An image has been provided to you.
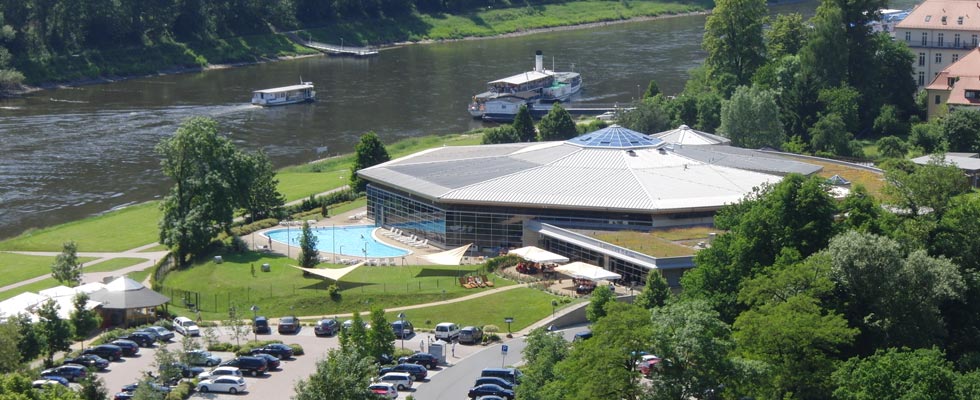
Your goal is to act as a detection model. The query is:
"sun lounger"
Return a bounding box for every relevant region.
[482,275,494,287]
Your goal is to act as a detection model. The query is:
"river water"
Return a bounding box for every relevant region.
[0,1,834,238]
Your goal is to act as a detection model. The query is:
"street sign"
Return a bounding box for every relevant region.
[397,312,406,320]
[501,345,509,355]
[504,317,514,323]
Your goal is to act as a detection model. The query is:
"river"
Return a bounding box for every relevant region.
[0,0,857,238]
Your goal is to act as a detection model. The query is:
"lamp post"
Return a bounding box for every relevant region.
[397,312,407,349]
[332,224,336,263]
[551,300,558,318]
[286,218,291,259]
[250,305,259,341]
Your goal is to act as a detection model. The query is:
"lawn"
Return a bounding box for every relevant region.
[0,202,161,252]
[83,257,147,273]
[159,251,514,320]
[781,156,888,198]
[0,253,97,289]
[0,258,150,301]
[593,229,710,258]
[384,288,580,332]
[277,170,351,203]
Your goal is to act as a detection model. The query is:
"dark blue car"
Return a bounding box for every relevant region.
[468,384,514,399]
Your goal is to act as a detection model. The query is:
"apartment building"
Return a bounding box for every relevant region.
[925,47,980,118]
[894,0,980,88]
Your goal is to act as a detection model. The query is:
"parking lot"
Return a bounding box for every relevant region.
[94,323,488,399]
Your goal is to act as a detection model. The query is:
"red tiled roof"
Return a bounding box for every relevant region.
[897,0,980,30]
[926,47,980,105]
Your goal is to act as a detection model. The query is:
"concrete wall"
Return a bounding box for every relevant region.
[541,294,635,330]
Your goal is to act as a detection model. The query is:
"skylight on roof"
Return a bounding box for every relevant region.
[565,125,664,149]
[926,15,932,22]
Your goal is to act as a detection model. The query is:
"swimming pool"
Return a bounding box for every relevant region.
[265,225,410,258]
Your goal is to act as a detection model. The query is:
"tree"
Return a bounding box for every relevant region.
[942,109,980,153]
[909,121,944,154]
[157,116,238,266]
[702,0,768,90]
[481,125,520,144]
[232,150,284,223]
[718,85,785,148]
[0,319,20,373]
[131,375,165,400]
[872,104,908,138]
[809,113,853,156]
[13,313,41,363]
[51,240,83,287]
[78,375,109,400]
[837,185,887,235]
[298,221,319,268]
[875,136,907,159]
[765,13,806,59]
[516,328,569,400]
[153,346,182,385]
[512,105,536,142]
[537,103,578,141]
[349,131,391,193]
[817,85,861,134]
[832,348,958,400]
[37,299,73,364]
[224,305,250,347]
[642,80,661,99]
[367,308,395,363]
[0,14,24,91]
[586,285,614,322]
[340,311,369,357]
[294,346,376,400]
[800,2,848,88]
[618,98,672,134]
[633,269,671,310]
[70,293,100,345]
[883,156,971,219]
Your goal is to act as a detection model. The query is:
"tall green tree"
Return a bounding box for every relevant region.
[339,311,369,357]
[702,0,768,91]
[809,113,853,156]
[817,85,861,135]
[350,131,391,193]
[516,328,569,400]
[51,240,83,287]
[70,293,100,345]
[618,98,672,134]
[875,136,907,159]
[481,126,520,144]
[294,346,376,400]
[942,109,980,153]
[367,308,395,363]
[512,105,536,142]
[718,84,784,148]
[800,2,848,88]
[537,103,577,141]
[642,80,660,99]
[298,221,319,268]
[586,285,614,322]
[13,314,41,363]
[0,13,23,91]
[633,269,671,310]
[0,319,21,373]
[883,156,971,219]
[832,348,958,400]
[233,150,284,223]
[37,299,73,364]
[157,116,238,266]
[765,13,806,59]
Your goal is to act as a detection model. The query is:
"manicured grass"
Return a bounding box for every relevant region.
[782,156,888,198]
[384,288,578,332]
[159,251,514,320]
[0,257,148,301]
[83,257,147,273]
[278,170,350,202]
[593,230,704,258]
[139,245,169,252]
[0,202,161,252]
[329,198,368,216]
[0,278,60,301]
[0,253,97,289]
[649,226,717,242]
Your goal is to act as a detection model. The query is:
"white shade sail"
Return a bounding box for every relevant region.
[554,261,622,281]
[421,244,472,265]
[291,262,364,282]
[508,246,569,263]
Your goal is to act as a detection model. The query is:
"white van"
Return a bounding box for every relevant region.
[174,316,200,336]
[434,322,459,341]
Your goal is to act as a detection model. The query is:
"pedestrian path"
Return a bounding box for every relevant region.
[0,246,168,292]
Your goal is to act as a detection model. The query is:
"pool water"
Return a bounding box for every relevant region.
[264,225,410,258]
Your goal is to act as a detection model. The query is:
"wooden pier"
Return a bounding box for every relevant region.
[286,33,379,57]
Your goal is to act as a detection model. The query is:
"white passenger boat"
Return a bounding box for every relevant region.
[251,81,316,106]
[468,51,582,119]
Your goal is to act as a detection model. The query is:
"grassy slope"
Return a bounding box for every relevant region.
[159,252,514,320]
[384,288,578,331]
[0,253,97,288]
[0,257,146,301]
[0,202,161,252]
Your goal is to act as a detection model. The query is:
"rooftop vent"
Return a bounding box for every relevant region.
[658,147,668,154]
[942,16,948,25]
[626,150,637,157]
[959,16,964,25]
[926,15,932,22]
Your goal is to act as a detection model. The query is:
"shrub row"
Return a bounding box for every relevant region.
[230,218,280,237]
[285,189,360,215]
[484,255,522,272]
[205,339,304,357]
[165,381,195,400]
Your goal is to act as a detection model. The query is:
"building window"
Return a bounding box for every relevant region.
[974,35,979,47]
[938,33,945,46]
[953,53,960,63]
[923,32,929,46]
[936,95,941,105]
[955,34,961,47]
[905,31,911,42]
[919,53,926,66]
[936,52,943,63]
[919,71,925,86]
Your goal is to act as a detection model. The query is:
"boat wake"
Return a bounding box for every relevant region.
[48,98,89,104]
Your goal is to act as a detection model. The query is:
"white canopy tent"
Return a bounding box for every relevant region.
[554,261,622,281]
[421,244,473,265]
[291,262,365,282]
[508,246,569,264]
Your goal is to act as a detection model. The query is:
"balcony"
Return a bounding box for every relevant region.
[908,40,978,50]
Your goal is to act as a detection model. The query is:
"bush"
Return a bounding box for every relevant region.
[394,348,415,358]
[229,235,249,254]
[165,381,195,400]
[328,283,342,301]
[484,255,522,273]
[487,334,501,343]
[288,343,304,356]
[483,324,500,333]
[229,218,279,237]
[285,189,360,214]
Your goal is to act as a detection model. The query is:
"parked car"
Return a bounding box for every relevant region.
[250,343,294,359]
[475,376,515,390]
[397,352,439,369]
[379,364,427,381]
[197,376,247,394]
[111,339,140,356]
[480,368,522,385]
[197,366,243,380]
[221,356,268,377]
[119,332,154,347]
[277,316,299,334]
[459,326,483,344]
[249,353,281,370]
[369,382,398,399]
[121,381,171,394]
[342,319,370,330]
[40,364,87,382]
[172,317,199,336]
[434,322,460,341]
[162,362,204,378]
[573,329,593,341]
[64,354,109,370]
[184,350,221,367]
[140,326,174,342]
[468,384,514,399]
[391,320,414,339]
[379,372,413,390]
[33,376,70,388]
[314,318,339,337]
[112,392,134,400]
[253,316,270,334]
[134,328,160,342]
[83,344,123,361]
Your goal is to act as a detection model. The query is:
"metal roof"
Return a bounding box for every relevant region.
[489,71,552,86]
[252,83,313,94]
[654,125,731,146]
[359,127,822,214]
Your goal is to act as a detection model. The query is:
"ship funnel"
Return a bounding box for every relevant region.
[535,50,543,72]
